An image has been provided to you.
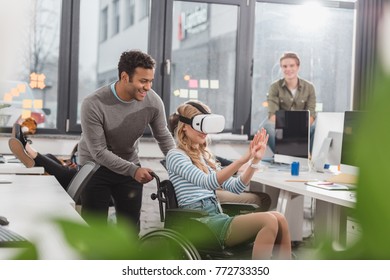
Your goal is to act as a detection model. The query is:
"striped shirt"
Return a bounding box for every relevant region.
[166,148,247,207]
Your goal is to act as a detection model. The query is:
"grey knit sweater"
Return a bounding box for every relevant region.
[78,83,175,177]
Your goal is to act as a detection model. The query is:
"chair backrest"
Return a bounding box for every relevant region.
[162,179,178,209]
[66,161,100,202]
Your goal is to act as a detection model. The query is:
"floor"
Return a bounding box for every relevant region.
[138,157,318,259]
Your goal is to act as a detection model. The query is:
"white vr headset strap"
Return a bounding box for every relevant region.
[179,114,225,134]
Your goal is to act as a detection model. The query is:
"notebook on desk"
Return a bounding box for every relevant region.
[305,181,356,191]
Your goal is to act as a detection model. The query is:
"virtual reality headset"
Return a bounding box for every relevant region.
[179,114,225,134]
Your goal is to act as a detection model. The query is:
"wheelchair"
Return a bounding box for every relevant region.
[139,173,260,260]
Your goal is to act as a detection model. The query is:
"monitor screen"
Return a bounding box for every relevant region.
[274,110,310,167]
[340,111,365,176]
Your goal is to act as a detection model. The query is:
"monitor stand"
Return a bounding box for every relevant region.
[313,137,332,172]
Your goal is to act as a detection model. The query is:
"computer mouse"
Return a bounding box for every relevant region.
[0,216,9,226]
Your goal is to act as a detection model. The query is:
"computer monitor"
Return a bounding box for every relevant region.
[274,110,310,168]
[311,112,344,171]
[340,111,365,176]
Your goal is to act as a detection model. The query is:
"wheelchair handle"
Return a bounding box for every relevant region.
[150,171,160,185]
[150,171,165,222]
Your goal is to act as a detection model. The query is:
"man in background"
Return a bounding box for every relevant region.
[263,52,316,152]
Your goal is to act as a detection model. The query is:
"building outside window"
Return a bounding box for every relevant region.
[125,0,135,28]
[75,0,150,125]
[0,0,62,129]
[169,2,238,130]
[99,6,108,42]
[112,0,120,36]
[139,0,150,20]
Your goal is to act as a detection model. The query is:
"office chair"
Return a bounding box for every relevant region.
[139,173,254,260]
[66,161,100,203]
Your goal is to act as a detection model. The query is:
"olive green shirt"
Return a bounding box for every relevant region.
[267,77,316,119]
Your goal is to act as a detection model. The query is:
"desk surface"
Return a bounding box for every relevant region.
[252,168,356,208]
[0,174,74,207]
[0,175,85,259]
[0,157,45,174]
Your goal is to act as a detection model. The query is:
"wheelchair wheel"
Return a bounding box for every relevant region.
[139,228,201,260]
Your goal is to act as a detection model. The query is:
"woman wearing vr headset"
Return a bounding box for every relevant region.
[166,101,291,259]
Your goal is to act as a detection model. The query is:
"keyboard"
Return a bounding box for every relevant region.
[0,226,31,247]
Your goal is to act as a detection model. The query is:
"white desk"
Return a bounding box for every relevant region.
[0,159,45,174]
[0,174,75,207]
[251,168,356,245]
[0,175,86,259]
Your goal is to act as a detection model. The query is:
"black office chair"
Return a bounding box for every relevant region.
[66,161,100,203]
[139,173,254,260]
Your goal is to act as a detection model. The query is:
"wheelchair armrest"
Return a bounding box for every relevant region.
[220,202,259,216]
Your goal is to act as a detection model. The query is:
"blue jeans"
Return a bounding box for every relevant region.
[184,197,233,246]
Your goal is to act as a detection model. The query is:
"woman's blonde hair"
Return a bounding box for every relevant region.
[175,101,217,173]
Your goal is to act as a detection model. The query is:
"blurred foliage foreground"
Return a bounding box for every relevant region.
[319,59,390,259]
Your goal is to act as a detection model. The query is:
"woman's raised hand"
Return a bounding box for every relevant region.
[239,128,269,165]
[251,128,269,162]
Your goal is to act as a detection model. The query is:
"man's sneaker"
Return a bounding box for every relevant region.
[11,124,32,148]
[8,138,35,168]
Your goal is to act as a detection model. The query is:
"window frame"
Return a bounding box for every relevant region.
[30,0,358,136]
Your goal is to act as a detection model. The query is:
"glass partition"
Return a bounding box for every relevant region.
[250,1,356,135]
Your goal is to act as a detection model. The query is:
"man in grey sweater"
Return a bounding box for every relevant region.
[78,50,175,231]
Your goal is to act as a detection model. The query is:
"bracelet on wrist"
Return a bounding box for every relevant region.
[250,160,262,169]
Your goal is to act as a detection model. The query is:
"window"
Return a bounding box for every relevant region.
[99,6,108,42]
[250,1,356,135]
[125,0,135,28]
[112,0,120,36]
[2,0,360,136]
[139,0,150,20]
[73,0,150,127]
[0,0,62,129]
[169,2,238,130]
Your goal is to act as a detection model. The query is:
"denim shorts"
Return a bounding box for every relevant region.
[184,197,233,246]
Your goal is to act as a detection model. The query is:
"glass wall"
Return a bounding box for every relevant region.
[0,0,62,129]
[169,2,238,129]
[250,1,356,135]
